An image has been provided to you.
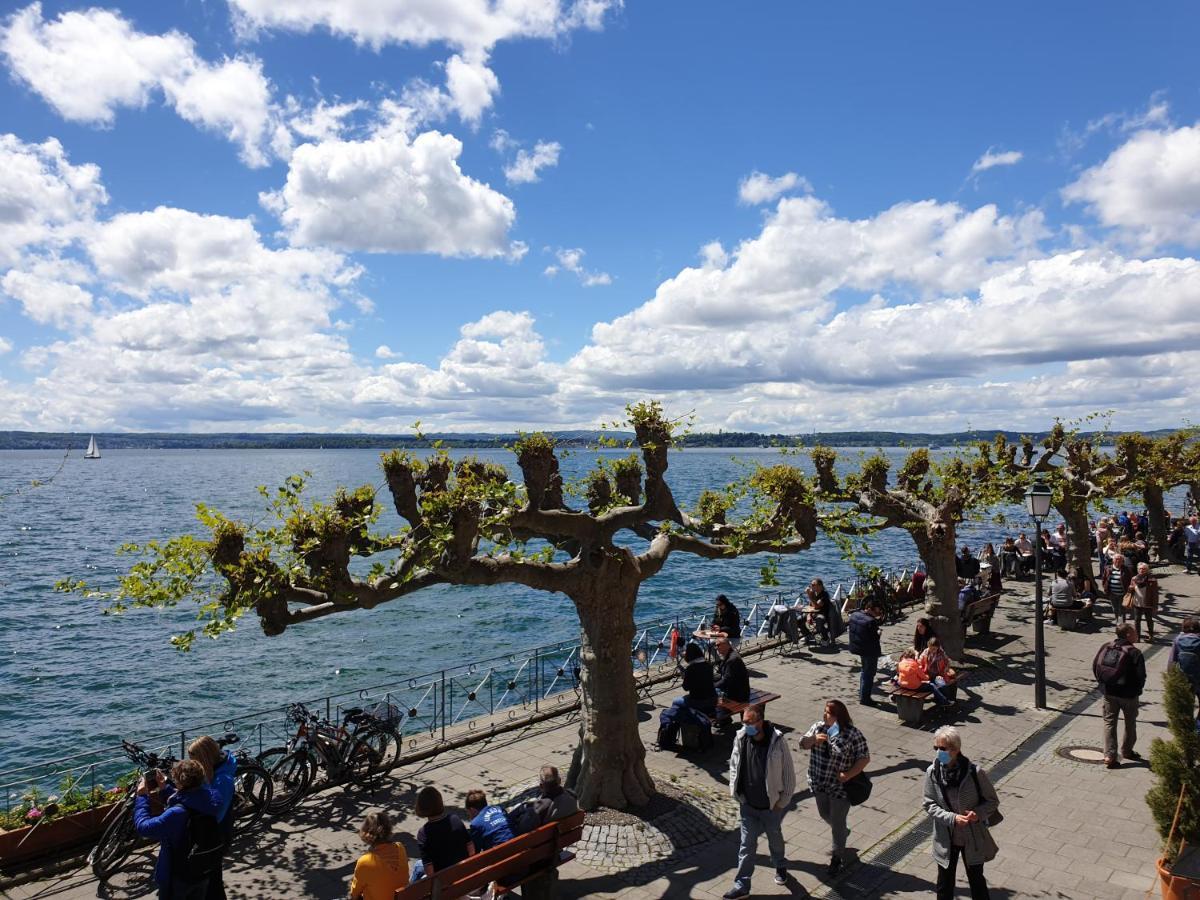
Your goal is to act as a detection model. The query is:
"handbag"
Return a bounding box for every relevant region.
[969,766,1004,826]
[843,770,872,805]
[1122,589,1135,611]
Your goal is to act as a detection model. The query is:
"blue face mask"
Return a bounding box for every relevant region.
[936,749,952,765]
[826,723,840,739]
[743,724,758,737]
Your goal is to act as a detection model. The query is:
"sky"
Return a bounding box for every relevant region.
[1,1,1200,435]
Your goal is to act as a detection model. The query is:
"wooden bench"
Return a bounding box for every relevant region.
[394,810,585,900]
[715,688,782,726]
[961,592,1000,637]
[889,674,964,724]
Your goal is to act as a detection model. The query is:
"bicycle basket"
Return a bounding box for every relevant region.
[365,701,404,728]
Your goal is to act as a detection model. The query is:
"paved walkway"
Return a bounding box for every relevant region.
[6,564,1196,900]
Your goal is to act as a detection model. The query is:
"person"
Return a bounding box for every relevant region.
[658,642,717,748]
[1186,515,1200,573]
[711,594,742,647]
[957,578,980,615]
[714,637,751,704]
[1044,570,1078,624]
[1093,624,1148,769]
[847,602,883,705]
[463,789,516,852]
[955,546,980,580]
[922,725,999,900]
[1015,533,1035,574]
[799,700,870,877]
[1168,619,1200,730]
[1132,532,1150,566]
[978,543,1001,591]
[508,765,579,835]
[1168,518,1186,560]
[350,811,409,900]
[914,617,936,654]
[187,736,236,900]
[920,636,954,680]
[799,579,832,644]
[1106,553,1132,622]
[410,786,473,883]
[999,537,1019,579]
[909,567,928,602]
[1129,562,1160,642]
[896,649,952,706]
[1050,524,1069,571]
[133,759,223,900]
[722,705,796,899]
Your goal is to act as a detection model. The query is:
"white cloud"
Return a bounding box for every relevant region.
[263,130,518,257]
[375,345,401,359]
[444,52,500,123]
[1062,123,1200,249]
[287,98,367,142]
[543,247,610,286]
[504,140,562,184]
[2,268,93,328]
[738,171,810,206]
[0,336,11,355]
[970,148,1023,174]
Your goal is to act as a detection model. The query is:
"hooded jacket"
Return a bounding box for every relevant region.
[212,750,237,824]
[133,784,222,886]
[728,724,796,810]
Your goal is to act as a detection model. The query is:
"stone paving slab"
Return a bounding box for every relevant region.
[5,564,1197,900]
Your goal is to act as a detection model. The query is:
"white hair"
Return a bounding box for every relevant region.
[933,725,962,751]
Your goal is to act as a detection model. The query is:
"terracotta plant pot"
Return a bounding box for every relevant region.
[0,802,120,868]
[1158,856,1200,900]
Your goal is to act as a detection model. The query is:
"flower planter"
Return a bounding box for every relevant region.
[0,802,119,868]
[1158,856,1200,900]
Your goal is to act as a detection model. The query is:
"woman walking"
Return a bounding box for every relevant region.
[1130,562,1160,642]
[922,726,999,900]
[798,700,870,877]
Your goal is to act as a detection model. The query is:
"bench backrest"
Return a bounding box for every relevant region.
[394,810,585,900]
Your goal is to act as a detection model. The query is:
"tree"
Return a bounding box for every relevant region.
[811,447,975,659]
[1147,666,1200,862]
[1114,431,1197,562]
[61,402,823,810]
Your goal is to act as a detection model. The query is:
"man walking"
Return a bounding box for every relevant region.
[723,706,796,899]
[1168,619,1200,731]
[847,602,884,705]
[1093,624,1147,769]
[1185,515,1200,574]
[1106,554,1132,622]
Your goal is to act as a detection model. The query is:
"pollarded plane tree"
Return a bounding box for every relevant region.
[63,402,823,811]
[811,447,975,659]
[1115,431,1198,563]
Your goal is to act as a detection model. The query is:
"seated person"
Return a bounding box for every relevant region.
[710,594,742,647]
[999,537,1020,578]
[464,789,515,853]
[919,637,955,684]
[1045,571,1081,623]
[1015,532,1035,573]
[955,546,980,580]
[658,643,717,748]
[894,648,953,706]
[509,765,579,836]
[713,638,750,704]
[799,578,832,643]
[909,568,927,601]
[978,543,1001,585]
[350,811,409,900]
[410,786,473,883]
[913,617,936,653]
[956,578,980,613]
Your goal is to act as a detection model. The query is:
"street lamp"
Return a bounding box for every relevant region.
[1025,480,1053,709]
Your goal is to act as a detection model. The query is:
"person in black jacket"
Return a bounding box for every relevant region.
[1094,623,1147,769]
[715,638,751,703]
[712,595,743,647]
[658,643,718,748]
[955,546,980,580]
[847,603,884,705]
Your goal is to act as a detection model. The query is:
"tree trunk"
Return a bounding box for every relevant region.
[1056,493,1095,582]
[911,522,964,659]
[1144,485,1178,562]
[566,579,655,810]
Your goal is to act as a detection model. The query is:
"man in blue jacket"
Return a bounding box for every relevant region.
[464,789,516,852]
[134,759,223,899]
[847,602,884,705]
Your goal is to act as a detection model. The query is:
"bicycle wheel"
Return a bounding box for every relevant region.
[257,746,313,813]
[230,759,274,836]
[88,800,139,880]
[346,727,399,782]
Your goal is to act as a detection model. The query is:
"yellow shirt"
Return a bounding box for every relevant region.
[350,842,409,900]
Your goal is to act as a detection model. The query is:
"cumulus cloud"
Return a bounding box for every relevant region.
[1,3,283,167]
[262,130,518,257]
[738,171,810,206]
[1062,122,1200,249]
[543,247,611,286]
[504,140,561,184]
[970,148,1023,174]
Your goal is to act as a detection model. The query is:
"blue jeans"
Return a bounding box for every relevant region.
[858,655,879,703]
[921,681,952,705]
[734,803,786,890]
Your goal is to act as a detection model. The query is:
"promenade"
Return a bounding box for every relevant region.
[6,564,1196,900]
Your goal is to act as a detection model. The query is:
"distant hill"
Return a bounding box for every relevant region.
[0,427,1181,451]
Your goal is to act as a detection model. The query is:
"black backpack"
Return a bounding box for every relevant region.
[1093,642,1132,688]
[180,807,224,881]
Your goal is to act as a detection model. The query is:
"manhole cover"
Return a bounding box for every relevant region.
[1056,745,1108,764]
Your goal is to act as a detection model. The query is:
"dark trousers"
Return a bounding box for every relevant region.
[158,877,208,900]
[1133,606,1157,639]
[936,845,990,900]
[858,654,878,703]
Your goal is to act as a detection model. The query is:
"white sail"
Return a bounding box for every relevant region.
[85,435,101,459]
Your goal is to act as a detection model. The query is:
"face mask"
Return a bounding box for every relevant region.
[743,724,758,737]
[826,722,840,739]
[936,749,952,766]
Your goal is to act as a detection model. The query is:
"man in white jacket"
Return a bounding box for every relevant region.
[723,706,797,899]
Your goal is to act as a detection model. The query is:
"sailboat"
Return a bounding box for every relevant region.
[84,435,101,460]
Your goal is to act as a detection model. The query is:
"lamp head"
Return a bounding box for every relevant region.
[1025,480,1053,520]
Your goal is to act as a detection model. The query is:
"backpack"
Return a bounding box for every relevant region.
[180,807,224,882]
[1175,635,1200,691]
[1093,642,1132,688]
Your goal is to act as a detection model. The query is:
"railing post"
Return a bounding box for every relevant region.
[440,670,447,742]
[326,697,332,722]
[533,649,539,712]
[180,731,186,760]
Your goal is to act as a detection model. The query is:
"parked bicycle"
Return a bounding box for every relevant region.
[88,733,272,881]
[257,701,402,814]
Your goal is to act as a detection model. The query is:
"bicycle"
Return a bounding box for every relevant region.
[257,701,402,814]
[88,732,273,881]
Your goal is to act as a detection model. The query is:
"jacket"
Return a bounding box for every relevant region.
[133,785,223,887]
[897,658,927,690]
[212,750,237,824]
[682,660,717,706]
[1130,574,1159,609]
[1094,637,1147,699]
[715,649,750,702]
[728,725,796,810]
[350,842,409,900]
[922,759,999,867]
[847,611,881,658]
[1170,633,1200,690]
[468,805,516,852]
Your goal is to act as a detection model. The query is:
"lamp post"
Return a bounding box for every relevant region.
[1025,480,1053,709]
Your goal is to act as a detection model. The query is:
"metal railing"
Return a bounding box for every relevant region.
[1,564,918,825]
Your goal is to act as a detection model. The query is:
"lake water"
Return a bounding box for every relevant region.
[0,446,1172,773]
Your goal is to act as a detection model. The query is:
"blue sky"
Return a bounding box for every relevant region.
[1,1,1199,432]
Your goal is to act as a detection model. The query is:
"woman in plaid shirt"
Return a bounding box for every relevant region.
[799,700,871,877]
